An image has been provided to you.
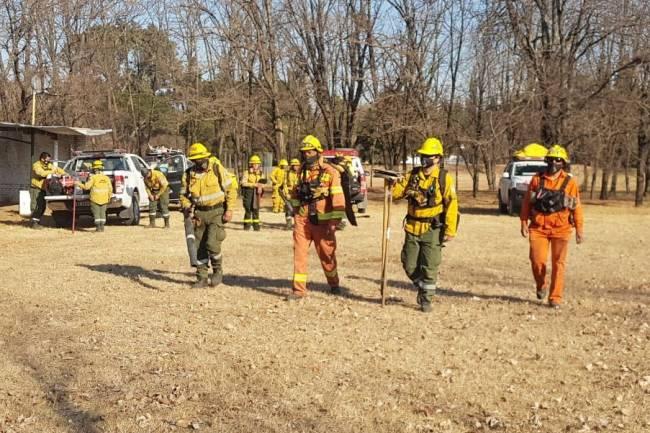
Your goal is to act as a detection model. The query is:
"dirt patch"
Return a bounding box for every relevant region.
[0,196,648,433]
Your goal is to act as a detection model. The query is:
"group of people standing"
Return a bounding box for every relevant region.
[29,134,584,312]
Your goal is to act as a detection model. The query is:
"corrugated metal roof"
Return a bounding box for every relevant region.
[0,122,112,137]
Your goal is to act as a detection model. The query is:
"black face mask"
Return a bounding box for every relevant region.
[301,153,319,166]
[546,160,564,174]
[420,156,436,168]
[195,159,209,171]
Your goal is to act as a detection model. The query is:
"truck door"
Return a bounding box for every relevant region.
[129,156,150,207]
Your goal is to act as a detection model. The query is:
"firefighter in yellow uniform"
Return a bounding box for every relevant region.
[391,137,459,312]
[270,159,288,213]
[283,158,301,230]
[287,135,346,300]
[30,152,66,228]
[181,143,237,288]
[240,155,265,231]
[76,160,113,232]
[142,167,171,228]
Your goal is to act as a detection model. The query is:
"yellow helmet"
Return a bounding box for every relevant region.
[279,159,288,167]
[188,142,211,160]
[249,155,262,165]
[290,158,300,166]
[417,137,444,156]
[91,160,104,169]
[546,144,569,162]
[300,135,323,152]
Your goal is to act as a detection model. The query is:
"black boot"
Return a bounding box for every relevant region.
[146,217,156,228]
[95,224,101,232]
[244,223,251,231]
[253,223,261,231]
[164,217,170,229]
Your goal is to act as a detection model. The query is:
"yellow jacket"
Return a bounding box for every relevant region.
[79,173,113,205]
[144,169,169,197]
[270,167,286,189]
[392,166,459,237]
[240,169,264,189]
[180,159,236,210]
[285,170,300,193]
[31,161,66,190]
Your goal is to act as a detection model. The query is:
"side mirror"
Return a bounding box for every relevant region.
[501,172,510,179]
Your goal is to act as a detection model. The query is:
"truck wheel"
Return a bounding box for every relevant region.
[507,192,518,216]
[498,192,508,214]
[52,211,73,228]
[124,193,141,225]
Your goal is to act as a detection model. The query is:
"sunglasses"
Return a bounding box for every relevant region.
[547,158,564,163]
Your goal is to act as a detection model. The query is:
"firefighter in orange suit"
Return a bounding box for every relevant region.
[520,145,584,309]
[287,135,345,300]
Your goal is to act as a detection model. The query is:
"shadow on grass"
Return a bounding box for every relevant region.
[77,264,189,291]
[3,310,105,433]
[346,274,535,305]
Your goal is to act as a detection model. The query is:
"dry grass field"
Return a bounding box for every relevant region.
[0,185,648,433]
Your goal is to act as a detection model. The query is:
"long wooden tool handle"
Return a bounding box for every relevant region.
[380,180,390,306]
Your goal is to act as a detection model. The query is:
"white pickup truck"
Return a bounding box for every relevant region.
[45,151,151,227]
[497,159,547,215]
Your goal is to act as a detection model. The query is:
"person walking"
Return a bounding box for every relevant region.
[391,137,459,313]
[29,152,66,228]
[287,135,346,300]
[520,145,584,309]
[142,166,171,228]
[180,143,237,288]
[76,160,113,232]
[240,155,265,231]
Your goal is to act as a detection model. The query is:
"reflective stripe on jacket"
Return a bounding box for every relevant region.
[180,160,236,210]
[31,161,65,190]
[79,173,113,205]
[144,170,169,196]
[392,166,459,237]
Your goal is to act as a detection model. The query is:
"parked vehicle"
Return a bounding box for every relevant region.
[322,148,368,213]
[498,158,547,215]
[143,148,191,202]
[44,150,150,226]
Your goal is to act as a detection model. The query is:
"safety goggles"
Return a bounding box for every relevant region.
[547,157,564,163]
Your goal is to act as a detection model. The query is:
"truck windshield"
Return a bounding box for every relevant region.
[70,157,126,172]
[514,163,546,176]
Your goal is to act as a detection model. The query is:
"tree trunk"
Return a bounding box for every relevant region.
[636,125,649,206]
[590,159,599,199]
[599,168,609,200]
[582,164,589,192]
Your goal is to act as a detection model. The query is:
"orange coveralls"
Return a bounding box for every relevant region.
[290,161,346,296]
[520,170,584,304]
